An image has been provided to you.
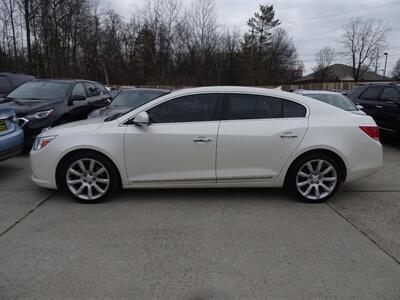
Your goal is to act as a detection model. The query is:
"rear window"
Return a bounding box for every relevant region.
[283,100,307,117]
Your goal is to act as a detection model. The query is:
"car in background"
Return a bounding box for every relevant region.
[293,90,365,115]
[87,88,170,119]
[0,108,24,161]
[347,83,400,136]
[0,72,35,98]
[30,86,382,204]
[0,79,111,143]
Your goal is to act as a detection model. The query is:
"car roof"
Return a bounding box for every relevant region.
[147,86,349,115]
[31,79,100,84]
[0,72,35,86]
[296,90,342,95]
[120,88,170,93]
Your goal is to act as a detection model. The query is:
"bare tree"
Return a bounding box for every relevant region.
[312,46,335,82]
[341,18,389,81]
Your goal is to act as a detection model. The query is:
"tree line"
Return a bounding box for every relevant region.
[0,0,302,86]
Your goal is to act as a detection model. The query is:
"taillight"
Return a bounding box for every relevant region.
[359,126,380,141]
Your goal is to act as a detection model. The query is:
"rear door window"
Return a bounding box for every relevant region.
[380,87,400,102]
[360,87,384,101]
[225,94,282,120]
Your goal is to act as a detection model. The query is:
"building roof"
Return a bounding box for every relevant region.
[295,64,391,83]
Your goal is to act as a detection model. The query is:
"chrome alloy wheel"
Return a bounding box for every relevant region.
[66,159,110,201]
[296,159,338,201]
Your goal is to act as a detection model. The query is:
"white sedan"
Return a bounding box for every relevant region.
[30,86,382,203]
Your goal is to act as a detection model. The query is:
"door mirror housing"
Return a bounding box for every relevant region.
[131,111,150,126]
[356,104,364,110]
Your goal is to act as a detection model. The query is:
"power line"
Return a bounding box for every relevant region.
[286,1,399,24]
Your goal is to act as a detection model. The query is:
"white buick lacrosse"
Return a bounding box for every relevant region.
[30,86,382,203]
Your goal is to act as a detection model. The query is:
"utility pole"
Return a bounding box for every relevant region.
[375,48,380,73]
[383,52,388,80]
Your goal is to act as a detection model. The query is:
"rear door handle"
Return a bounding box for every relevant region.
[280,132,298,139]
[375,105,383,109]
[193,136,212,143]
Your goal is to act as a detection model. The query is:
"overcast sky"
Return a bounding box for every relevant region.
[107,0,400,76]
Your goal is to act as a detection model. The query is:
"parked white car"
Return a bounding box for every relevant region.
[30,86,382,203]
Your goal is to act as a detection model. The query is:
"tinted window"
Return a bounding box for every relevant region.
[111,90,166,108]
[226,94,281,120]
[306,93,357,111]
[148,94,219,123]
[84,82,100,97]
[283,100,307,117]
[380,87,400,102]
[360,87,383,100]
[0,76,12,94]
[7,81,70,100]
[71,83,87,97]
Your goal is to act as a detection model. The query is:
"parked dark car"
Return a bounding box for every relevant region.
[0,72,35,97]
[0,79,111,143]
[87,88,169,119]
[348,83,400,136]
[0,108,24,161]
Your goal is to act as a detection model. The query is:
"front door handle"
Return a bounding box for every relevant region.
[193,136,212,143]
[375,105,383,109]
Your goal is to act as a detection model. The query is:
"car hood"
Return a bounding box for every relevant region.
[88,106,130,118]
[0,98,64,116]
[41,117,106,136]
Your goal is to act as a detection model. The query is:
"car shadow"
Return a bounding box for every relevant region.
[50,187,299,205]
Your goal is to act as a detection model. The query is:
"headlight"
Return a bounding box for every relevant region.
[26,109,54,120]
[32,135,57,151]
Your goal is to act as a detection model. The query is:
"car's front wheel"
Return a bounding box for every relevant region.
[59,151,119,203]
[287,153,341,203]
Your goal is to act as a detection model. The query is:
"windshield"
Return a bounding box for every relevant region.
[110,90,166,108]
[7,81,70,100]
[306,93,357,111]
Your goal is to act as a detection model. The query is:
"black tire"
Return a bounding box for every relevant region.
[58,151,120,203]
[286,153,342,203]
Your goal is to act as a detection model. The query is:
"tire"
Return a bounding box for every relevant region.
[286,153,342,203]
[58,151,120,203]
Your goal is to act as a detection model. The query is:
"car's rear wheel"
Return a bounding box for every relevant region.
[59,151,119,203]
[287,153,341,203]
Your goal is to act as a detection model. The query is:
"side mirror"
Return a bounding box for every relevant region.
[132,111,150,126]
[356,104,364,110]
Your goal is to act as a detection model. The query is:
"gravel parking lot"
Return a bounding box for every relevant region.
[1,140,400,299]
